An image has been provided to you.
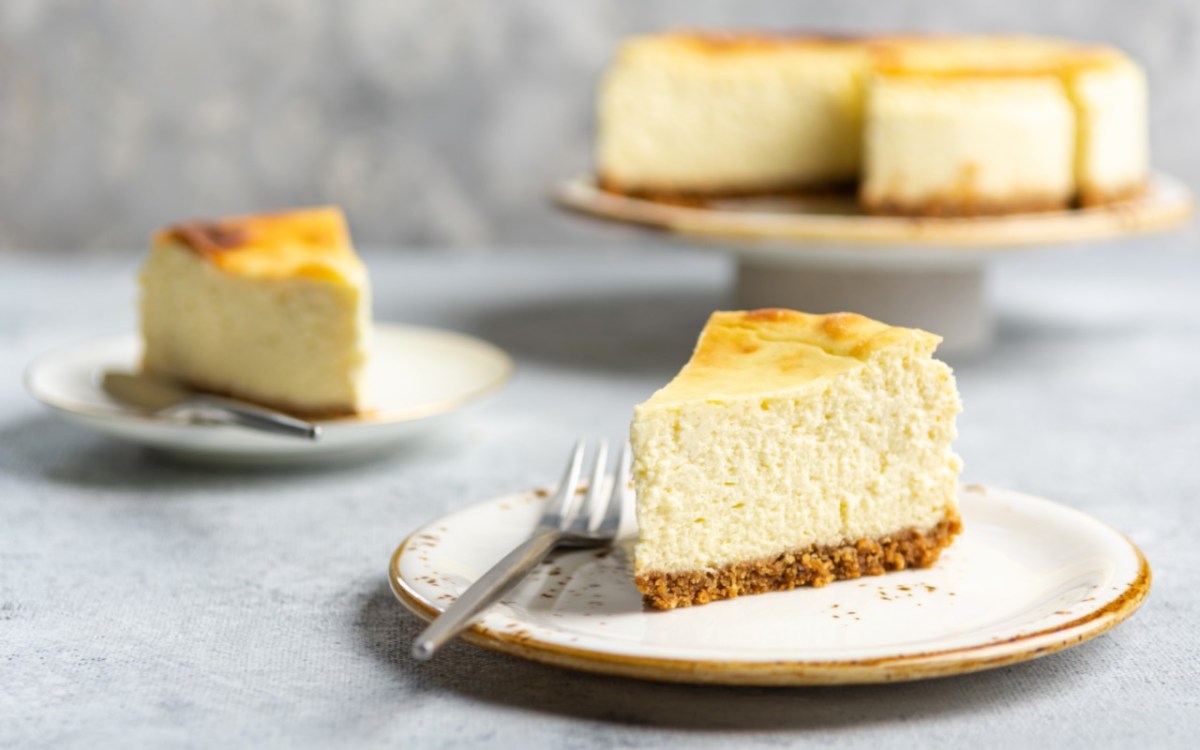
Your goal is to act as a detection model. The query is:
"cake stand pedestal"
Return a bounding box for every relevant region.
[734,261,989,350]
[555,175,1192,354]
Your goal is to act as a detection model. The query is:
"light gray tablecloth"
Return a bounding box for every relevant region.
[2,236,1198,748]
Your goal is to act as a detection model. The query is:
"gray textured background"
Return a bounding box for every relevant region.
[1,0,1197,253]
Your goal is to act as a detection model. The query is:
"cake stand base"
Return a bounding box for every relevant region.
[733,260,989,354]
[555,173,1192,356]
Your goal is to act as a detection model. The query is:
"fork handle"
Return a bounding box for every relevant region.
[411,529,564,660]
[192,396,321,440]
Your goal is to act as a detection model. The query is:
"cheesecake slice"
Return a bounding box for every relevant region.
[598,33,870,198]
[139,206,373,418]
[631,309,962,609]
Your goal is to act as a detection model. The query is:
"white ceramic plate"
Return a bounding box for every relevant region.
[25,323,512,464]
[391,485,1150,685]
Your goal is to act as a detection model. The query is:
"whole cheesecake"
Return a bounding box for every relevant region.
[139,206,373,418]
[597,32,1149,215]
[630,309,963,609]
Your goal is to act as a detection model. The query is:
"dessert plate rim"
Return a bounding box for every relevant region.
[390,484,1150,686]
[24,322,513,462]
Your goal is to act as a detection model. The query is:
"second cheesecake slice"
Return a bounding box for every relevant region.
[139,206,373,419]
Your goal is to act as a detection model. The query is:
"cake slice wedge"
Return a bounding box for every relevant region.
[630,309,962,609]
[139,206,373,418]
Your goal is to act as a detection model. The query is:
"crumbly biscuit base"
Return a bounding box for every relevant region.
[1077,181,1146,208]
[635,511,962,610]
[596,174,856,206]
[599,174,1146,215]
[861,193,1070,217]
[599,174,1079,216]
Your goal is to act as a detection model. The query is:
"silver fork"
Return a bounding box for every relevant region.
[411,439,629,660]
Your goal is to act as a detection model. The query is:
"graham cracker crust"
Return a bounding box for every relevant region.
[598,173,1145,215]
[860,193,1070,217]
[596,173,857,207]
[1078,181,1146,207]
[635,511,962,610]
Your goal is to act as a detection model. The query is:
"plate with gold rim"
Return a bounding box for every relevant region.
[25,323,513,464]
[390,484,1150,685]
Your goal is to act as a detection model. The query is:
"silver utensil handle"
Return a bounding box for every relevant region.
[412,529,563,660]
[194,397,321,440]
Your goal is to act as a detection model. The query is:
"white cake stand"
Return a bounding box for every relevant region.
[555,174,1193,353]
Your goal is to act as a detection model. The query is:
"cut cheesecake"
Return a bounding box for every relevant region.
[597,31,1150,214]
[630,309,962,609]
[139,206,373,418]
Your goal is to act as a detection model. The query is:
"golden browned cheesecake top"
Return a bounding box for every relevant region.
[154,206,364,283]
[655,30,865,54]
[870,35,1130,78]
[617,31,1132,77]
[644,309,941,405]
[614,30,875,69]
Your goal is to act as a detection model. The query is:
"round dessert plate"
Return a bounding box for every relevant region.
[25,323,513,464]
[391,485,1150,686]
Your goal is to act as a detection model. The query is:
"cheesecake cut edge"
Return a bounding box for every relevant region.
[635,510,962,610]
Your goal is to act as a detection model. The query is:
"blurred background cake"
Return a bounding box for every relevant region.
[596,32,1149,216]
